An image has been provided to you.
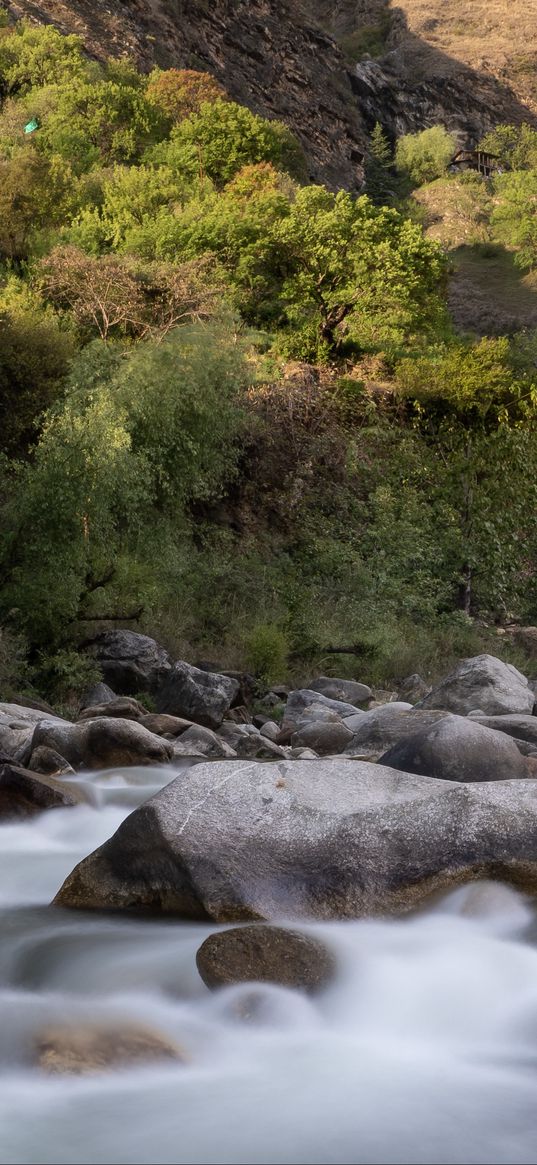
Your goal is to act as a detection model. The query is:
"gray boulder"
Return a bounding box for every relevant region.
[308,676,371,706]
[418,654,534,717]
[54,758,537,920]
[291,719,353,755]
[32,717,173,770]
[84,631,171,695]
[380,715,529,783]
[283,685,361,722]
[0,703,68,766]
[77,697,148,722]
[471,715,537,749]
[156,661,240,730]
[177,725,238,759]
[79,682,116,711]
[196,925,335,993]
[343,704,439,755]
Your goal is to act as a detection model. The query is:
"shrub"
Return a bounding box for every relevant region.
[395,126,457,188]
[244,623,289,685]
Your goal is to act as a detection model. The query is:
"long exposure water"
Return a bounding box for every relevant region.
[2,764,537,1164]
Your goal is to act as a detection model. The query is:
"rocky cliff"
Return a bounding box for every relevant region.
[4,0,537,188]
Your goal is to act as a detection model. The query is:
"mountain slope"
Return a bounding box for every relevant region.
[4,0,537,188]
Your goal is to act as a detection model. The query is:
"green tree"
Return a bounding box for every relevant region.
[395,125,456,188]
[153,98,306,187]
[492,169,537,270]
[479,123,537,171]
[0,21,90,95]
[145,68,227,122]
[364,121,396,205]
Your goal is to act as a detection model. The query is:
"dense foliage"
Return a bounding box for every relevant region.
[1,20,537,700]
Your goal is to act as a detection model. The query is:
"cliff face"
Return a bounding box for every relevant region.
[4,0,368,190]
[4,0,537,189]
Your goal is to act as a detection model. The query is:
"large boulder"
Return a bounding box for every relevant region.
[84,630,172,695]
[32,717,173,770]
[0,703,68,766]
[471,714,537,750]
[417,654,534,716]
[283,689,364,729]
[0,762,80,819]
[307,676,371,706]
[77,696,148,722]
[196,925,335,993]
[156,661,240,730]
[379,715,530,783]
[54,759,537,920]
[290,719,353,755]
[342,704,441,755]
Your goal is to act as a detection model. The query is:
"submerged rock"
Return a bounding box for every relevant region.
[54,759,537,920]
[36,1022,183,1075]
[0,762,80,819]
[196,925,335,993]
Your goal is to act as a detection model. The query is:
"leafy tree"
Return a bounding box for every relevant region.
[395,125,456,188]
[0,148,74,262]
[145,68,227,122]
[492,169,537,270]
[0,21,90,95]
[479,123,537,171]
[156,98,307,187]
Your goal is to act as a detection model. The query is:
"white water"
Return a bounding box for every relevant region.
[2,766,537,1164]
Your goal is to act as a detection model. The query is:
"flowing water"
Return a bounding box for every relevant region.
[2,764,537,1164]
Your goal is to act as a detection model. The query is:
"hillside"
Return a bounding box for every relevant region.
[4,0,537,191]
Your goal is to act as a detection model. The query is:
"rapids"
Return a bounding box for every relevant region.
[2,764,537,1164]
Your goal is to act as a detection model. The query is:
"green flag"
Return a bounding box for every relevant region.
[24,117,40,134]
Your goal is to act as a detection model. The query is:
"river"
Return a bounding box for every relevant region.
[2,764,537,1164]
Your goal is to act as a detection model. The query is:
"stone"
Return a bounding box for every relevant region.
[156,661,240,730]
[513,626,537,658]
[0,762,80,819]
[0,703,69,767]
[380,715,530,783]
[84,630,172,695]
[471,715,537,749]
[196,925,335,993]
[343,704,439,754]
[54,758,537,920]
[79,682,116,711]
[398,674,432,703]
[289,747,319,759]
[32,717,173,770]
[417,654,534,717]
[282,689,364,730]
[308,676,371,705]
[36,1022,183,1075]
[28,746,75,776]
[259,720,281,741]
[291,719,353,755]
[77,696,148,722]
[139,713,193,737]
[178,725,238,758]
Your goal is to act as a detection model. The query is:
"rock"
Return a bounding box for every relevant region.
[196,925,335,993]
[178,725,238,758]
[282,689,364,730]
[36,1022,183,1075]
[28,746,75,776]
[291,719,353,755]
[308,676,371,705]
[84,630,171,695]
[218,723,286,759]
[8,693,57,715]
[156,661,240,730]
[259,720,280,741]
[55,758,537,920]
[417,654,534,717]
[342,704,438,754]
[77,696,148,722]
[513,626,537,658]
[289,747,319,758]
[398,674,432,703]
[0,703,68,766]
[79,682,116,711]
[224,706,253,724]
[139,713,193,737]
[0,762,80,819]
[32,717,174,770]
[380,715,530,783]
[471,715,537,749]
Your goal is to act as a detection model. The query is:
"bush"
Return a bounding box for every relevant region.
[244,623,289,685]
[395,126,457,188]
